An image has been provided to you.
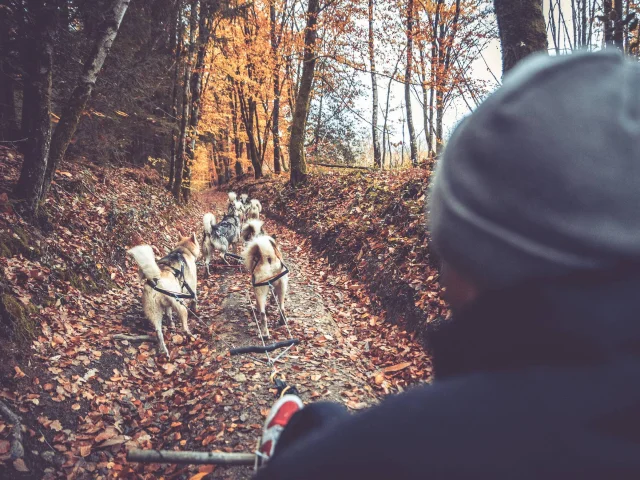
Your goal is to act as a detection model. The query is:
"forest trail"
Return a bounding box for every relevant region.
[2,184,420,480]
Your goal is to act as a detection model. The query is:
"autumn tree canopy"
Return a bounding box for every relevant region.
[3,0,640,206]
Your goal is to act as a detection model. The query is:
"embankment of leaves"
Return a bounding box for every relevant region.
[237,170,450,348]
[0,147,201,477]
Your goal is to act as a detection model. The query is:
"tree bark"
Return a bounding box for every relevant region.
[289,0,320,187]
[404,0,418,166]
[13,3,57,214]
[173,63,191,200]
[494,0,548,75]
[613,0,623,50]
[41,0,130,201]
[270,0,282,174]
[181,0,200,202]
[368,0,381,168]
[0,18,19,141]
[169,3,184,191]
[603,1,613,46]
[173,0,197,202]
[417,31,432,157]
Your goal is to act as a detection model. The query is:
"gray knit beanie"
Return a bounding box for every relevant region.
[429,49,640,290]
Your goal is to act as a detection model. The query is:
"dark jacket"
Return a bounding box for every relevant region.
[256,269,640,479]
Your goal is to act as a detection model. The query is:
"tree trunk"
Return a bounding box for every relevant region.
[247,98,262,178]
[404,0,418,166]
[613,0,623,50]
[172,63,191,201]
[230,88,243,175]
[169,4,183,191]
[13,4,56,214]
[494,0,548,75]
[41,0,130,201]
[0,14,19,142]
[417,41,432,156]
[0,63,18,141]
[289,0,320,187]
[435,92,444,156]
[270,1,282,174]
[181,0,200,202]
[368,0,381,168]
[173,0,197,202]
[603,1,613,46]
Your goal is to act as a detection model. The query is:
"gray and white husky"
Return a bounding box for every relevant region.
[211,212,241,264]
[227,192,244,220]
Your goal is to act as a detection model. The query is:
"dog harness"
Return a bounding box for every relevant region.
[147,253,196,300]
[251,262,290,288]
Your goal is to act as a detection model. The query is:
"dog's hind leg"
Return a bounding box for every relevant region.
[166,307,175,329]
[274,278,288,325]
[177,303,193,338]
[144,295,169,357]
[256,286,270,339]
[204,248,211,276]
[152,313,169,358]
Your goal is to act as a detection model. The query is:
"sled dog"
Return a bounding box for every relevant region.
[127,234,200,357]
[243,235,288,338]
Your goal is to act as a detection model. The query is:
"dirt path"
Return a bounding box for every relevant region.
[193,190,381,478]
[3,188,390,480]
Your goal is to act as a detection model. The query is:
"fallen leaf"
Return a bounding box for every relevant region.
[98,435,130,448]
[13,458,29,472]
[95,428,116,443]
[189,472,211,480]
[0,440,9,455]
[383,362,412,373]
[50,420,63,431]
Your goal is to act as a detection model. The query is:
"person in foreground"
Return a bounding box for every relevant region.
[255,49,640,479]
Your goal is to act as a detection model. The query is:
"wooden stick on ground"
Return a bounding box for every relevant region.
[0,400,24,460]
[112,334,156,342]
[127,449,255,465]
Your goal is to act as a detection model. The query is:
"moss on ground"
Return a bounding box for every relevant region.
[0,293,39,342]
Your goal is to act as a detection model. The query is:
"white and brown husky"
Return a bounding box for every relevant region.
[128,234,200,357]
[241,219,266,243]
[243,235,288,338]
[247,198,262,220]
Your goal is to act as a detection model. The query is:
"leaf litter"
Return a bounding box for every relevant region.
[0,152,435,479]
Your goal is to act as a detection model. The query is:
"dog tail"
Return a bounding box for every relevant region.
[228,191,237,203]
[242,234,281,272]
[127,245,162,281]
[250,199,262,212]
[203,212,215,235]
[241,219,264,242]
